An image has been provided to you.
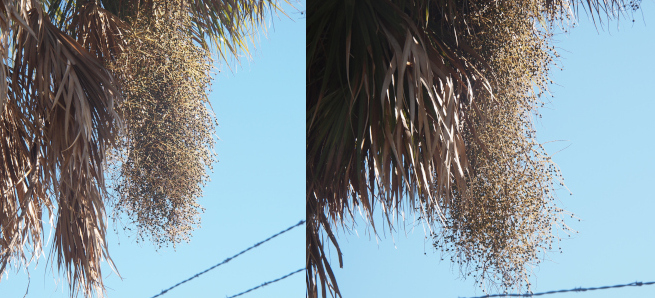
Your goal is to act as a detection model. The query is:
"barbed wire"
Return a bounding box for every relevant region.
[226,268,305,298]
[461,280,655,298]
[150,220,305,298]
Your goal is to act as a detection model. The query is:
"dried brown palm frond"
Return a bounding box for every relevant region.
[307,0,487,296]
[107,1,215,248]
[0,0,33,112]
[48,0,289,63]
[0,3,9,113]
[0,95,50,276]
[307,0,639,297]
[1,4,121,297]
[68,2,128,62]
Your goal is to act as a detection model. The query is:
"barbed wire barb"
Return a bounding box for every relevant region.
[461,280,655,298]
[150,220,305,298]
[226,268,305,298]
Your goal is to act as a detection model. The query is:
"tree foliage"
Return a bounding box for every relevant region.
[0,0,283,297]
[306,0,640,297]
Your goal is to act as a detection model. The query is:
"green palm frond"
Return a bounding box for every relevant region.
[187,0,287,60]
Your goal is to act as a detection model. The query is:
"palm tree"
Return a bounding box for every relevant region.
[306,0,638,297]
[0,0,285,297]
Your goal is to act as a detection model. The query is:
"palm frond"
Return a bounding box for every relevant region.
[0,101,50,277]
[0,0,34,112]
[68,2,128,62]
[186,0,288,62]
[307,1,485,295]
[2,5,121,297]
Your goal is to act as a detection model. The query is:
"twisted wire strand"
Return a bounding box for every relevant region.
[462,280,655,298]
[150,220,305,298]
[226,268,305,298]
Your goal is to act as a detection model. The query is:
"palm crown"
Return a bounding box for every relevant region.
[0,0,284,297]
[307,0,637,297]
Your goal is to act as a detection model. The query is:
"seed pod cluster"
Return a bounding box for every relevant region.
[432,1,574,293]
[107,1,215,248]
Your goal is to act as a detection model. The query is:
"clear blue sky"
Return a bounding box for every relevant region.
[328,2,655,298]
[0,1,305,297]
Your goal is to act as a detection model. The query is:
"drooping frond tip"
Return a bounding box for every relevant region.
[2,5,121,297]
